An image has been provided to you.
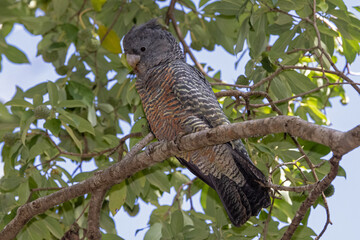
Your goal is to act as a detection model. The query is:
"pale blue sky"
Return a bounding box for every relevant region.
[0,1,359,239]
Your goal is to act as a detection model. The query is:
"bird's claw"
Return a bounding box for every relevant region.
[145,141,163,156]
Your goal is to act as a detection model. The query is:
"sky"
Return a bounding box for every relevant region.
[0,1,359,239]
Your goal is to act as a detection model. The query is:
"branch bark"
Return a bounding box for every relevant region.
[86,187,108,240]
[1,116,359,239]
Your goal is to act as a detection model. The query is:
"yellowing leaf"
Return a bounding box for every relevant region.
[98,25,122,54]
[91,0,107,11]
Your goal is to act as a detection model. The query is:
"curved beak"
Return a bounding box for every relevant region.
[126,54,140,69]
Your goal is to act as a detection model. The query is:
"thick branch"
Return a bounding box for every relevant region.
[1,116,359,239]
[86,187,108,240]
[177,116,360,156]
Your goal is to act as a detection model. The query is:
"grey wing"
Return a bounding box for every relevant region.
[171,62,230,128]
[171,61,266,180]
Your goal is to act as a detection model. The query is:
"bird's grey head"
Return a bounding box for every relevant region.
[123,19,184,75]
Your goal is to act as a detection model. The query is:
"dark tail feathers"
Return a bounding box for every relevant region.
[210,174,270,226]
[210,148,271,227]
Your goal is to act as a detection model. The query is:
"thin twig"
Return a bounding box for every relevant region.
[268,182,316,192]
[269,155,304,176]
[165,0,177,25]
[70,0,88,21]
[315,193,332,240]
[281,156,341,240]
[100,4,124,44]
[263,197,275,240]
[211,82,250,89]
[32,131,142,169]
[229,82,359,109]
[166,5,222,82]
[165,179,194,217]
[26,187,63,203]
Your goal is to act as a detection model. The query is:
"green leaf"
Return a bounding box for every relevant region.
[0,175,24,192]
[317,1,328,12]
[29,138,49,159]
[0,43,29,64]
[146,168,171,193]
[270,26,298,58]
[275,14,293,25]
[235,18,249,54]
[281,70,317,94]
[98,103,114,113]
[44,118,61,137]
[277,0,306,11]
[144,222,162,240]
[60,23,79,42]
[109,182,127,216]
[261,53,277,73]
[100,208,117,233]
[249,13,267,58]
[342,38,359,63]
[62,122,82,152]
[337,165,346,178]
[47,81,59,106]
[171,171,190,190]
[21,16,56,35]
[57,100,87,108]
[273,198,296,221]
[292,225,316,238]
[199,0,211,7]
[130,118,148,148]
[24,82,48,98]
[222,97,235,119]
[58,109,95,135]
[170,210,184,235]
[327,0,347,10]
[20,110,35,144]
[18,219,51,240]
[43,216,64,239]
[87,105,97,126]
[5,99,33,108]
[53,0,69,17]
[102,233,124,240]
[17,181,30,205]
[71,171,94,182]
[269,76,292,101]
[303,97,327,124]
[67,81,94,106]
[0,193,17,215]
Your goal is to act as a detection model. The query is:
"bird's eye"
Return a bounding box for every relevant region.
[140,47,146,52]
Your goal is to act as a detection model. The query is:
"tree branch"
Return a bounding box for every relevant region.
[86,187,108,240]
[1,116,359,239]
[281,156,341,240]
[100,2,124,44]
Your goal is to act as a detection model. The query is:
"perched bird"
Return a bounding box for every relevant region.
[123,19,270,226]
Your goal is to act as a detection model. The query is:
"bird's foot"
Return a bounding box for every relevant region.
[145,141,164,156]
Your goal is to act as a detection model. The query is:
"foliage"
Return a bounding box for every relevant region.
[0,0,359,239]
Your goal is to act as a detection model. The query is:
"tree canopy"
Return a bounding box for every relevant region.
[0,0,360,239]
